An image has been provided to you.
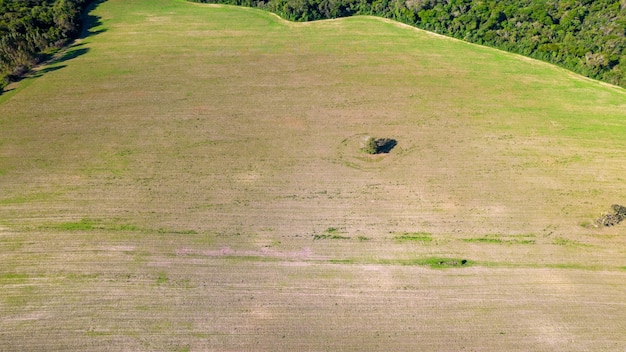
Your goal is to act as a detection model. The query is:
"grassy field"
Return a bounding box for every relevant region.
[1,0,626,350]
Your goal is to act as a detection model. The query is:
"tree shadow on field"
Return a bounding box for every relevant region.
[0,0,107,97]
[45,0,108,65]
[377,138,397,153]
[80,0,108,39]
[32,65,67,78]
[57,46,91,64]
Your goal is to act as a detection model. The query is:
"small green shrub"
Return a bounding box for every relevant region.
[363,136,378,154]
[362,137,397,154]
[595,204,626,227]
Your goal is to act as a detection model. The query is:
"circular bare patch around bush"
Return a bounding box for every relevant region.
[362,136,397,154]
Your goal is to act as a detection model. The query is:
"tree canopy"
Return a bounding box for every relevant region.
[0,0,89,90]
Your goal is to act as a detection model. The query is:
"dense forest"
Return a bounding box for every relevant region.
[190,0,626,89]
[0,0,91,90]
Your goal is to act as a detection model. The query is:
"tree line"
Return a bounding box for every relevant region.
[189,0,626,89]
[0,0,92,90]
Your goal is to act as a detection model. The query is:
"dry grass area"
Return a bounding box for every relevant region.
[1,0,626,350]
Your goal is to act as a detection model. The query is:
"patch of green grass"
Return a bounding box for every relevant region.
[545,263,598,270]
[157,228,198,235]
[5,293,32,307]
[464,234,536,245]
[3,285,36,307]
[376,257,472,268]
[0,272,30,283]
[46,218,141,232]
[553,238,570,245]
[65,273,101,281]
[113,224,140,231]
[327,257,474,268]
[552,237,588,246]
[156,271,168,285]
[579,221,595,229]
[394,232,433,242]
[404,257,472,269]
[313,227,350,240]
[313,234,351,240]
[56,218,97,231]
[464,237,504,244]
[0,238,24,251]
[86,330,114,337]
[0,191,61,205]
[177,278,195,289]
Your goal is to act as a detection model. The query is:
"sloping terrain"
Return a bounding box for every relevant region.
[1,0,625,350]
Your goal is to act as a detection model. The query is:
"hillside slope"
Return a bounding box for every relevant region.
[190,0,626,88]
[2,0,625,237]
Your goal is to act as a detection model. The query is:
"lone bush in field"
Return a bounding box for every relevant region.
[363,136,378,154]
[596,204,626,227]
[363,137,397,154]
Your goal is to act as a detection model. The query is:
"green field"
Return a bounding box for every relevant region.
[1,0,626,350]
